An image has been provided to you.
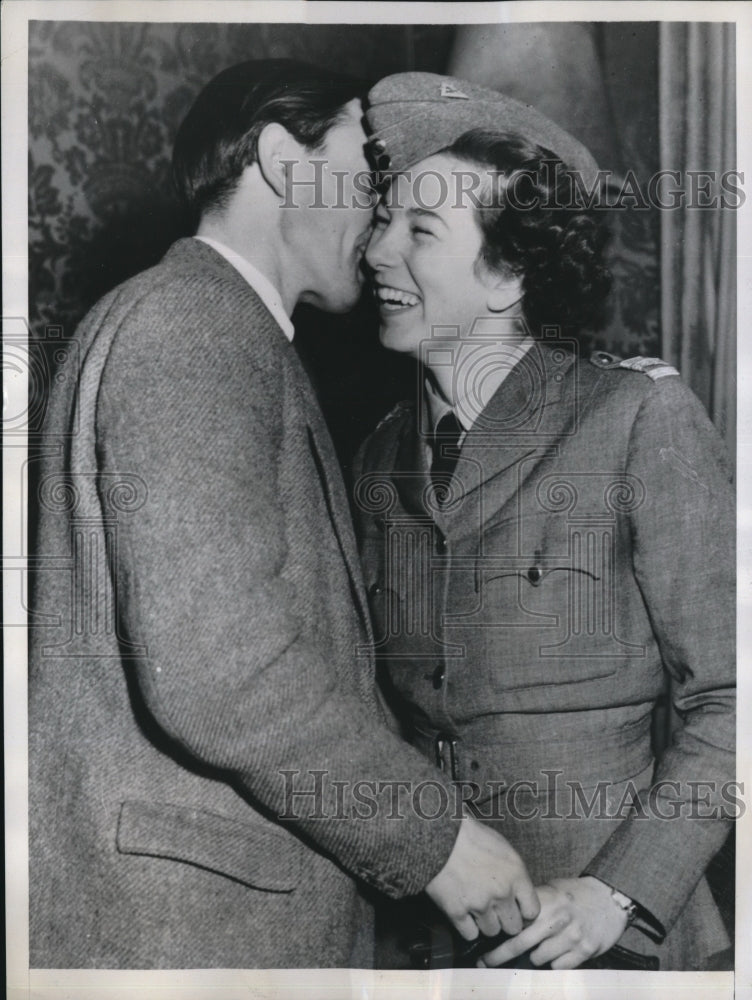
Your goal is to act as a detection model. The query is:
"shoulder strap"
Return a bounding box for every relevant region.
[589,351,679,381]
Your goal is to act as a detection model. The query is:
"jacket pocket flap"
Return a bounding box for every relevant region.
[116,800,301,893]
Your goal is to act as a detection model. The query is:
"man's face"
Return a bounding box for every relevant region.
[290,99,375,314]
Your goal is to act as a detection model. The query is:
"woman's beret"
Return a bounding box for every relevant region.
[365,71,599,184]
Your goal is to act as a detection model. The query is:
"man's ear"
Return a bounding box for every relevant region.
[256,122,298,200]
[485,272,524,314]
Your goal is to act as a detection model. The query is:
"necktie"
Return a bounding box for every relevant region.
[431,411,463,506]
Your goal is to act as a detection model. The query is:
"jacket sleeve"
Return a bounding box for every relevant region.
[97,278,460,899]
[582,375,736,939]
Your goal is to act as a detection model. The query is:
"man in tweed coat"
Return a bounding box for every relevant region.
[28,60,538,969]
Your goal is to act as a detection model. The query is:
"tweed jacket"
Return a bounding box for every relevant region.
[355,339,735,970]
[28,238,461,969]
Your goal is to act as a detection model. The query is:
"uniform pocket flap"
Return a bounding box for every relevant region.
[116,799,302,892]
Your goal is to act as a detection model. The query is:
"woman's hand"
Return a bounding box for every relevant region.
[480,876,629,970]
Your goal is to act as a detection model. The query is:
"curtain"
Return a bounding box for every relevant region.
[658,28,736,932]
[659,22,736,458]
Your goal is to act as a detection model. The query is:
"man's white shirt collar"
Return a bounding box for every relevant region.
[195,236,295,342]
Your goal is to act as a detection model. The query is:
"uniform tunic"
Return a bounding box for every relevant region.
[355,340,735,970]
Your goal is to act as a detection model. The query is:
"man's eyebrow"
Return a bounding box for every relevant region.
[407,207,448,228]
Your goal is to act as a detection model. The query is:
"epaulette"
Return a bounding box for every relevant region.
[589,351,679,381]
[373,399,413,433]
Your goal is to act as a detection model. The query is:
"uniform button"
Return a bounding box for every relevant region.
[368,582,383,599]
[527,565,543,585]
[436,533,448,554]
[432,664,445,689]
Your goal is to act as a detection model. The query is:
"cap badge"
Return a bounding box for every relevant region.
[440,82,470,100]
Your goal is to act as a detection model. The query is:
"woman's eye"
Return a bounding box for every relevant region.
[373,214,390,228]
[411,225,434,238]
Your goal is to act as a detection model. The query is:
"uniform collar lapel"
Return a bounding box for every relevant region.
[392,405,434,519]
[443,342,578,531]
[389,343,577,524]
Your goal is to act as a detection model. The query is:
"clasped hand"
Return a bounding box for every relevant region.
[480,876,629,969]
[425,819,627,968]
[425,816,540,940]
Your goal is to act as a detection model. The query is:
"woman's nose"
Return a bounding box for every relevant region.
[364,223,394,270]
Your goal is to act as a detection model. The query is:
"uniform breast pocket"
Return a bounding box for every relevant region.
[453,513,639,690]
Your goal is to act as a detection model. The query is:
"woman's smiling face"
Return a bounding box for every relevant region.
[365,153,519,358]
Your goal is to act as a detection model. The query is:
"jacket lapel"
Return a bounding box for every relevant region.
[444,342,578,535]
[287,349,375,651]
[391,408,434,518]
[170,240,377,650]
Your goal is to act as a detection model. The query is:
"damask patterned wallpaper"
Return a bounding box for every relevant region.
[28,20,661,460]
[28,21,454,338]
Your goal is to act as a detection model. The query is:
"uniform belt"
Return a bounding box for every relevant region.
[411,727,462,779]
[411,710,654,789]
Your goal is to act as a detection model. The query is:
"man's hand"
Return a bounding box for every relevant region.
[425,815,539,940]
[480,876,629,969]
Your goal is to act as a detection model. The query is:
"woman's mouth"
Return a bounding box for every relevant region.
[375,284,421,312]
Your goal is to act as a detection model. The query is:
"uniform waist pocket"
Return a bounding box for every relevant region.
[116,799,302,892]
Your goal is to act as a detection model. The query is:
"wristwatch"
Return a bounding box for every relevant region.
[610,888,638,926]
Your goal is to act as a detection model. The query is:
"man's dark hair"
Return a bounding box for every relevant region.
[172,59,366,222]
[444,129,612,337]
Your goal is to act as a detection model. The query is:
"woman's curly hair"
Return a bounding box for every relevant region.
[443,129,612,337]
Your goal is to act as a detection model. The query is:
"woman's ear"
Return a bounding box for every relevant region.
[485,273,524,314]
[256,122,297,200]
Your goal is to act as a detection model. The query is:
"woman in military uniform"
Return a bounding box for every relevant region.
[354,72,735,970]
